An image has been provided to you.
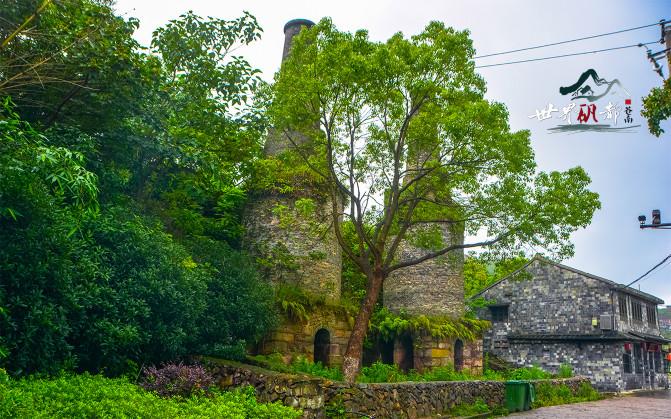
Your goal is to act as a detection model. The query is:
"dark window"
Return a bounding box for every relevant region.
[454,339,464,372]
[623,353,632,373]
[632,301,643,323]
[619,295,628,321]
[490,306,509,322]
[623,343,633,373]
[647,305,657,327]
[634,344,643,373]
[655,351,662,373]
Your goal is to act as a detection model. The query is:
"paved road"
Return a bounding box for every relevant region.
[510,390,671,418]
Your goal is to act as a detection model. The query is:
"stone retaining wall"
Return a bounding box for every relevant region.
[202,358,591,419]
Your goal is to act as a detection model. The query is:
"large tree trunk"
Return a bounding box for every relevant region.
[341,269,384,383]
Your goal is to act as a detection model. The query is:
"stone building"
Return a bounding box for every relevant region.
[476,255,670,392]
[246,18,483,374]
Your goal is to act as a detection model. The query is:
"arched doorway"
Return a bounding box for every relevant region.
[380,339,394,365]
[397,335,414,372]
[314,328,330,366]
[454,339,464,372]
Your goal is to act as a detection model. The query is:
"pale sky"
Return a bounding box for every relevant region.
[114,0,671,305]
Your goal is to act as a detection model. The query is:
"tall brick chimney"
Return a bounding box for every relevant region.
[243,19,341,303]
[282,19,314,61]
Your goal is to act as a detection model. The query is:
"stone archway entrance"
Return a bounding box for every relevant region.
[314,328,330,366]
[380,339,394,365]
[396,335,414,372]
[454,339,464,371]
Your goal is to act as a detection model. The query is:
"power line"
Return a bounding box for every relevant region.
[474,19,668,59]
[625,253,671,288]
[475,41,658,69]
[643,258,671,283]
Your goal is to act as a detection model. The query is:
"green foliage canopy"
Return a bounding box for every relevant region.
[269,18,601,380]
[0,2,276,376]
[642,77,671,137]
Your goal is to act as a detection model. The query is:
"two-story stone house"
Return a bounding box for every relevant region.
[476,255,670,392]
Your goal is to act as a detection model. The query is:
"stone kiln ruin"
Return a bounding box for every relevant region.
[243,18,482,374]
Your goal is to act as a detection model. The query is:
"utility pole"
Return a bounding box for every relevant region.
[644,20,671,78]
[664,21,671,77]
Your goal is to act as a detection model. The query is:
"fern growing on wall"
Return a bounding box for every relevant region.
[369,307,491,342]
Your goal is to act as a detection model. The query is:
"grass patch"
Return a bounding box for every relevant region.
[250,354,570,384]
[249,353,343,381]
[532,382,601,408]
[446,398,490,416]
[0,372,301,418]
[356,361,555,383]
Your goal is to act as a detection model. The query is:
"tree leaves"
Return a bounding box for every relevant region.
[642,77,671,137]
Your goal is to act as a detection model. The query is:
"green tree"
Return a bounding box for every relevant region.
[0,2,277,375]
[1,0,149,132]
[0,101,276,375]
[270,18,601,381]
[2,2,266,245]
[463,255,528,298]
[642,77,671,137]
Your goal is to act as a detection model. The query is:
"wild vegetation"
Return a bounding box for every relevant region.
[250,352,572,384]
[0,0,275,376]
[0,1,604,416]
[269,18,600,380]
[0,371,300,418]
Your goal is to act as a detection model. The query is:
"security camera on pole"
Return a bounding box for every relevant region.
[638,209,671,229]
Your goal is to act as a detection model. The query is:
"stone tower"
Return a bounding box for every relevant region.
[244,19,342,303]
[383,145,465,318]
[383,225,465,317]
[382,223,473,372]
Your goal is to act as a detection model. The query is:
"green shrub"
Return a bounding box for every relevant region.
[0,374,301,418]
[357,362,557,383]
[447,398,490,416]
[291,356,343,381]
[0,203,276,376]
[481,368,506,381]
[358,361,408,383]
[575,382,601,401]
[249,354,343,381]
[252,355,566,385]
[532,382,601,408]
[506,365,553,380]
[558,363,573,378]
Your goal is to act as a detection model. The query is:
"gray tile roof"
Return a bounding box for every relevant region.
[473,254,665,305]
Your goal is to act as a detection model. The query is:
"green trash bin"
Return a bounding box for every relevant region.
[505,380,534,412]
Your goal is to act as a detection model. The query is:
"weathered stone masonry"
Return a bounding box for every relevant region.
[384,224,465,317]
[205,358,591,419]
[478,256,670,392]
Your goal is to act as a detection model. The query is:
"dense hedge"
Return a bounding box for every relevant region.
[0,201,276,375]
